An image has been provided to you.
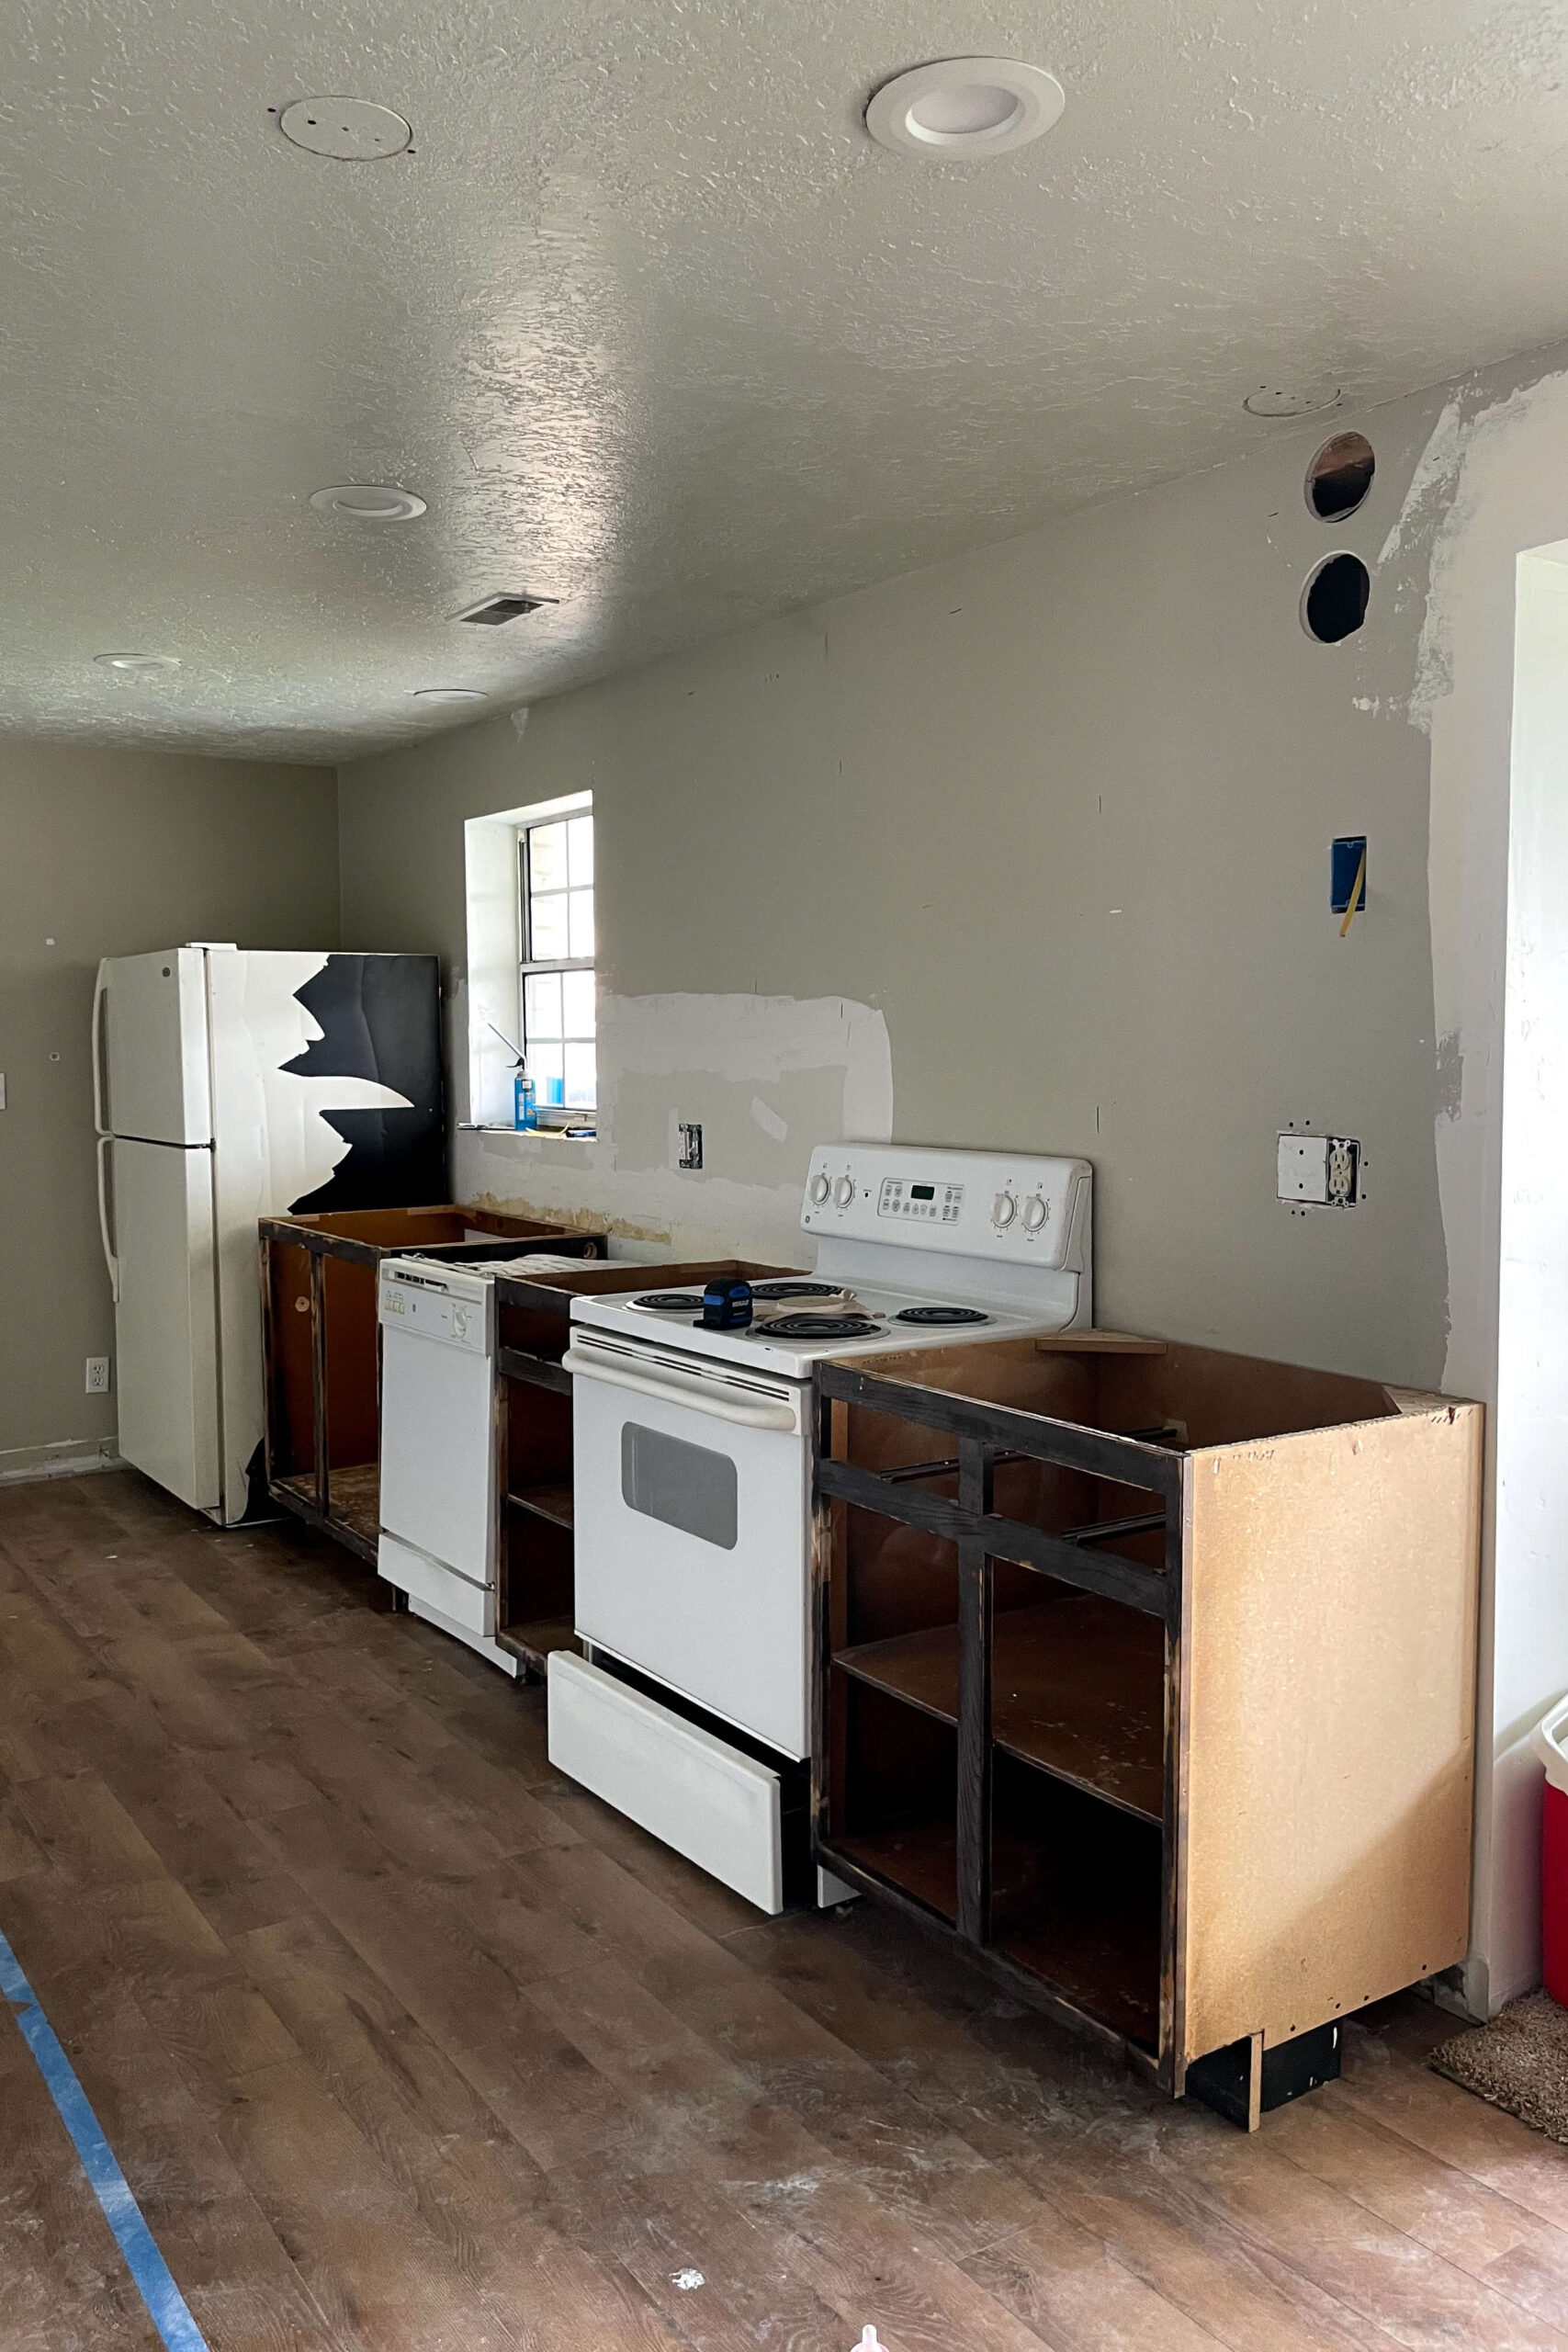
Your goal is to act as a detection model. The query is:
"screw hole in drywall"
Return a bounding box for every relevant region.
[1305,431,1375,520]
[1302,553,1371,644]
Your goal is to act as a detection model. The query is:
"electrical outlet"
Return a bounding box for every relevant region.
[1277,1135,1360,1207]
[677,1121,704,1171]
[85,1356,111,1394]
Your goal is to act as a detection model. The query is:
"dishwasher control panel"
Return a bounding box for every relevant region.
[379,1261,492,1354]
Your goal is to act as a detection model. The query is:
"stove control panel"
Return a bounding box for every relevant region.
[801,1144,1091,1275]
[879,1175,964,1225]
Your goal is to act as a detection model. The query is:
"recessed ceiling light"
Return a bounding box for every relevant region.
[1243,382,1342,419]
[411,687,485,705]
[865,58,1065,158]
[310,483,427,520]
[95,652,180,673]
[278,97,412,162]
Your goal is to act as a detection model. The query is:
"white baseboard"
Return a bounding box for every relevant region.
[0,1438,121,1487]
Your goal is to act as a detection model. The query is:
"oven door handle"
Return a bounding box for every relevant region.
[561,1344,800,1431]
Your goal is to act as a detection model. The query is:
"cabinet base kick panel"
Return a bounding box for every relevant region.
[547,1651,784,1913]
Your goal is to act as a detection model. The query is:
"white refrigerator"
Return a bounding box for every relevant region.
[93,944,445,1525]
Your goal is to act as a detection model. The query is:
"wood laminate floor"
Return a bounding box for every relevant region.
[4,1471,1568,2352]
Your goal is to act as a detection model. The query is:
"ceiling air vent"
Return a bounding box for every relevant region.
[453,593,556,626]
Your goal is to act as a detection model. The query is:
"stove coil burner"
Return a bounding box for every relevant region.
[632,1292,702,1311]
[894,1305,990,1326]
[749,1281,841,1299]
[764,1313,881,1340]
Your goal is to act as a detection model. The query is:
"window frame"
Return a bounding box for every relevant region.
[517,808,596,1119]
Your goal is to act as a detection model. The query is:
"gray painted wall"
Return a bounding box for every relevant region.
[0,743,339,1463]
[340,366,1472,1385]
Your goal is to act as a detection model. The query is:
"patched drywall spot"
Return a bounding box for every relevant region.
[1436,1031,1463,1123]
[452,989,893,1264]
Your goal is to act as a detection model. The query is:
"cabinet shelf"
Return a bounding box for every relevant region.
[833,1820,958,1923]
[837,1595,1165,1823]
[496,1616,580,1671]
[991,1752,1162,2049]
[506,1483,575,1530]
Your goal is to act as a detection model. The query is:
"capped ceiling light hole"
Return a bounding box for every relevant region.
[1244,382,1342,419]
[95,652,180,673]
[454,593,557,626]
[1302,553,1371,645]
[1305,431,1375,521]
[278,96,412,161]
[865,58,1065,158]
[309,483,426,521]
[411,687,485,705]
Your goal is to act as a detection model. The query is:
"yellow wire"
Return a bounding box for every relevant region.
[1339,847,1367,938]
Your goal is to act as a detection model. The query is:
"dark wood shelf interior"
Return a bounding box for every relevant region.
[990,1751,1162,2049]
[837,1594,1165,1822]
[325,1461,380,1548]
[830,1669,957,1923]
[834,1820,957,1923]
[497,1616,580,1668]
[506,1483,574,1531]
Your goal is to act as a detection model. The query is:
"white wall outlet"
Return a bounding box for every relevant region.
[85,1356,111,1394]
[1277,1134,1360,1207]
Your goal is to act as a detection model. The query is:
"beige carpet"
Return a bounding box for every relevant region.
[1432,1991,1568,2143]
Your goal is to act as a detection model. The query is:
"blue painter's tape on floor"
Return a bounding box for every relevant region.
[0,1924,210,2352]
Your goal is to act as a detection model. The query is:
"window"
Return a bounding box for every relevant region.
[519,807,595,1110]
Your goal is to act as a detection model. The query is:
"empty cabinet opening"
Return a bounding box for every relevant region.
[322,1251,378,1517]
[990,1587,1165,1819]
[265,1239,317,1487]
[991,1753,1163,2049]
[501,1502,575,1657]
[506,1375,571,1498]
[863,1334,1404,1453]
[830,1671,957,1922]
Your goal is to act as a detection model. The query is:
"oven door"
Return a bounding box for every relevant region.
[565,1330,811,1759]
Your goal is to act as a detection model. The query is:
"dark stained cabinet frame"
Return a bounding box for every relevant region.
[259,1204,603,1567]
[810,1335,1482,2120]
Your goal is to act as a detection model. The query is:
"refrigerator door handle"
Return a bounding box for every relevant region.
[91,959,109,1136]
[96,1135,121,1304]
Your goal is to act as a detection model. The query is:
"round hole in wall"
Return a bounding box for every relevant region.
[1305,431,1375,520]
[1302,552,1371,644]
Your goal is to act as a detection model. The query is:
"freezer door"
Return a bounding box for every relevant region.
[98,948,213,1144]
[108,1137,221,1512]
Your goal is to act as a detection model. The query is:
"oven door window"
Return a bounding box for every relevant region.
[620,1422,739,1550]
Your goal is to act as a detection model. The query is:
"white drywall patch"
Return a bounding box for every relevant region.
[453,989,893,1265]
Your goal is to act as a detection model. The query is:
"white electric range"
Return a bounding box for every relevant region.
[547,1144,1091,1914]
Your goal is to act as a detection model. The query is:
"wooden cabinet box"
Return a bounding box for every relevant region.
[493,1260,792,1673]
[260,1204,603,1565]
[813,1332,1482,2116]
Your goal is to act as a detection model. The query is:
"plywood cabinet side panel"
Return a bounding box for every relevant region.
[1179,1404,1482,2064]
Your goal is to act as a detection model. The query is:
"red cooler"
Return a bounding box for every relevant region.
[1537,1699,1568,2005]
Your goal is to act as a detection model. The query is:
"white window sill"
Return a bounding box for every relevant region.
[461,1122,598,1141]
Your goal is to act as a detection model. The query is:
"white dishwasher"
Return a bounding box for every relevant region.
[377,1253,584,1674]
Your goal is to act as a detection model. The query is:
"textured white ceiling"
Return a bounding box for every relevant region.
[2,0,1566,762]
